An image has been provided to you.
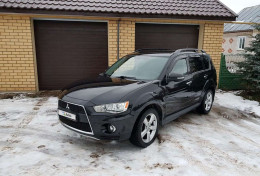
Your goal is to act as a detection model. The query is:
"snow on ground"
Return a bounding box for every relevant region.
[215,91,260,117]
[0,92,260,176]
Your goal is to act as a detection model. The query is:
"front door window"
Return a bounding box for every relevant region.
[170,59,188,75]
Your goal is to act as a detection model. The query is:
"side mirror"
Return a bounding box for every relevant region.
[168,73,185,82]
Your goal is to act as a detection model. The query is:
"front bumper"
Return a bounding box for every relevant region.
[60,122,100,140]
[58,99,135,141]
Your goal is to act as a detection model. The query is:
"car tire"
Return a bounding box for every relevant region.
[130,109,159,148]
[197,89,214,114]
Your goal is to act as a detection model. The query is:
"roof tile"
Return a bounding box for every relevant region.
[0,0,237,18]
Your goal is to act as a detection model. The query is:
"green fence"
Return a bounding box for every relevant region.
[218,54,246,90]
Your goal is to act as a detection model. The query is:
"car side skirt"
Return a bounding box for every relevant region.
[162,102,200,125]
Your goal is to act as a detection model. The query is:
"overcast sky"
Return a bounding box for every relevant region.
[219,0,260,13]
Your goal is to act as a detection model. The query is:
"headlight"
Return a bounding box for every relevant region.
[93,101,129,113]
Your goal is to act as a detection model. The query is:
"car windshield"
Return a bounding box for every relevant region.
[105,55,169,80]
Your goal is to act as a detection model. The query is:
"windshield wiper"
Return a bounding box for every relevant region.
[114,76,137,80]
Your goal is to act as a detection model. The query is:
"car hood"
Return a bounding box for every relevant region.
[61,77,151,105]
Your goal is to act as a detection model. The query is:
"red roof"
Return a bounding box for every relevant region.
[0,0,237,20]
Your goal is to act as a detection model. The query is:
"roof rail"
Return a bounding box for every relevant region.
[134,48,206,55]
[175,48,206,54]
[135,48,176,53]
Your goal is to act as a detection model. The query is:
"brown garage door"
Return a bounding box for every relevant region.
[34,20,108,90]
[136,23,199,50]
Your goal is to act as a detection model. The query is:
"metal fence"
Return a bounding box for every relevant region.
[224,54,245,73]
[218,54,246,90]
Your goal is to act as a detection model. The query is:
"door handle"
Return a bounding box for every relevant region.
[204,74,208,79]
[186,81,192,85]
[177,76,185,80]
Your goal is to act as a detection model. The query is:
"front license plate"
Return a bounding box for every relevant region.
[58,110,76,121]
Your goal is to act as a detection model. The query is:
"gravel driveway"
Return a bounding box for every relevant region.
[0,94,259,176]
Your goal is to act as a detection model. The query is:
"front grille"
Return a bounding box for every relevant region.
[58,100,85,114]
[59,115,92,133]
[58,100,93,134]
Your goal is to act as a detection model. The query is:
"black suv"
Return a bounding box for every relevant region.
[58,48,217,147]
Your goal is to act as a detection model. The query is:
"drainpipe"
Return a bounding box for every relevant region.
[117,19,121,60]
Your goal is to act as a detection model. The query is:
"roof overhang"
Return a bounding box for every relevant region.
[224,29,253,34]
[0,8,237,22]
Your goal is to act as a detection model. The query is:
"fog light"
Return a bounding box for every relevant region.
[107,124,116,133]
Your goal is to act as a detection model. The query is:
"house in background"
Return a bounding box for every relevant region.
[0,0,236,92]
[223,5,260,55]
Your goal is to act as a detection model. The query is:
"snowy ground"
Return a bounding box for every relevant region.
[0,92,260,176]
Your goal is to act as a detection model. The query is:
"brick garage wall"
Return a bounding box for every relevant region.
[0,14,224,92]
[108,20,118,66]
[108,20,135,66]
[0,15,36,91]
[203,23,224,78]
[109,18,224,78]
[130,19,224,78]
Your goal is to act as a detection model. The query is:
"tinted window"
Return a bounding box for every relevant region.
[106,55,169,80]
[189,57,204,73]
[170,59,188,75]
[203,56,210,69]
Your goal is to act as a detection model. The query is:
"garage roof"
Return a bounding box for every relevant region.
[0,0,237,21]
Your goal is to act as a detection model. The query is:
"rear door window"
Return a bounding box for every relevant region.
[188,56,204,73]
[202,56,210,70]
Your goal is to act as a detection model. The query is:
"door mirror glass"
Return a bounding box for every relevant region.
[168,73,185,82]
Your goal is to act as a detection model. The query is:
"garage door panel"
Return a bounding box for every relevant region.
[136,23,199,50]
[34,20,108,90]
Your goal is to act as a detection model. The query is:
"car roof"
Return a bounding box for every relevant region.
[140,53,173,57]
[132,48,207,58]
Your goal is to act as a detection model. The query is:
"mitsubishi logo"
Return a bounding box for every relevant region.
[66,104,70,110]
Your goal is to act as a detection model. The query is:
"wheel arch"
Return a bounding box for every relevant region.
[202,79,216,100]
[133,101,164,129]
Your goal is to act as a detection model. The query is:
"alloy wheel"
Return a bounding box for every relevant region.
[141,113,157,143]
[204,91,213,111]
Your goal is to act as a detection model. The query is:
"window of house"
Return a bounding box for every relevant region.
[238,36,246,50]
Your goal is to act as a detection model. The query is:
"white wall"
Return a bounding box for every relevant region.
[222,31,253,55]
